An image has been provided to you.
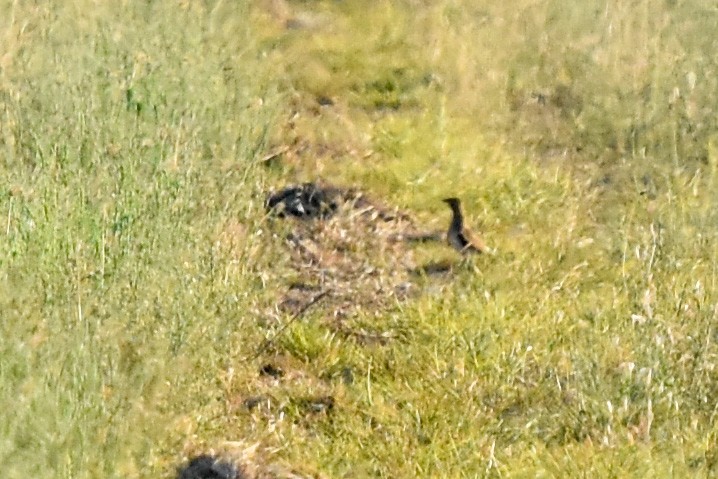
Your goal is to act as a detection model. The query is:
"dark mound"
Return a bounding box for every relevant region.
[177,455,244,479]
[265,183,339,219]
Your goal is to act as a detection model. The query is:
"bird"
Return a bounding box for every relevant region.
[442,197,488,254]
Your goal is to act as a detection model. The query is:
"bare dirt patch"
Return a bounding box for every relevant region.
[263,182,452,341]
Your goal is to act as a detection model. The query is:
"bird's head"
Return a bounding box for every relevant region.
[442,197,461,208]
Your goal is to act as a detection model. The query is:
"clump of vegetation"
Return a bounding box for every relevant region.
[2,0,718,477]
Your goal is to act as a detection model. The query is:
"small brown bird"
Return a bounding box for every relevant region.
[442,197,488,254]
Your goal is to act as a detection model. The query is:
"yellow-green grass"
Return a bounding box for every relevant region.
[2,0,718,477]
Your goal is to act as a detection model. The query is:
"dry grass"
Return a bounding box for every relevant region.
[2,0,718,478]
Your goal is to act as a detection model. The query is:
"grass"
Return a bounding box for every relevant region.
[2,0,718,477]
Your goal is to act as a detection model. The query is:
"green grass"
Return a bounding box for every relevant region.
[2,0,718,477]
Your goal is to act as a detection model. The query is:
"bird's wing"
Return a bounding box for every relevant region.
[463,228,489,254]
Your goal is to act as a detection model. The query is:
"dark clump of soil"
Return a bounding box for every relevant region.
[265,183,340,219]
[177,455,246,479]
[259,363,284,379]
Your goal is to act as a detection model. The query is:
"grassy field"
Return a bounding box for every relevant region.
[2,0,718,477]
